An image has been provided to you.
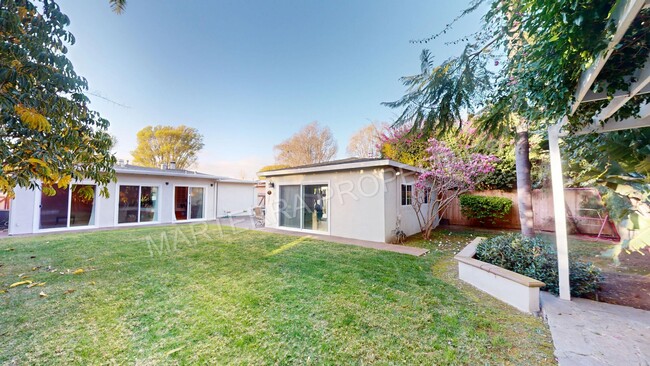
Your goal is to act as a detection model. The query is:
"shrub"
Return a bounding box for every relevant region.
[459,194,513,224]
[475,234,602,297]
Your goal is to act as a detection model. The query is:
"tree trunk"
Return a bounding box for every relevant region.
[515,126,535,237]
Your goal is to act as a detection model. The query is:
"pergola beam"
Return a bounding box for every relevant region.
[594,59,650,120]
[582,83,650,102]
[553,0,647,302]
[570,0,646,114]
[549,120,571,300]
[567,102,650,136]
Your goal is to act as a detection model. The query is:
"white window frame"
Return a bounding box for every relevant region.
[173,185,208,222]
[115,184,162,226]
[35,183,99,232]
[277,181,331,235]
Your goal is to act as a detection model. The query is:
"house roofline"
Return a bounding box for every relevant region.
[115,167,221,180]
[257,159,423,177]
[115,167,257,184]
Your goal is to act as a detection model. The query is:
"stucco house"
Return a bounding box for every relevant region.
[259,158,425,243]
[8,163,257,235]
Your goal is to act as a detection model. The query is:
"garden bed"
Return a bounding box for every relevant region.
[454,237,545,313]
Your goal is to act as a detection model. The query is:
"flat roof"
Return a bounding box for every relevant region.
[257,158,422,177]
[115,164,256,184]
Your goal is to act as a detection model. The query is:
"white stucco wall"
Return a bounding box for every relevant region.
[216,182,256,217]
[383,170,426,239]
[8,173,220,235]
[8,188,37,235]
[265,168,388,243]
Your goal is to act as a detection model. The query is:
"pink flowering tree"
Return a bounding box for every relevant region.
[413,138,498,239]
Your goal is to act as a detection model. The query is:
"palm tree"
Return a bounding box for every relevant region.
[108,0,126,13]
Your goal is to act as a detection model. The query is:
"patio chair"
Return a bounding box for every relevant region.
[253,206,265,227]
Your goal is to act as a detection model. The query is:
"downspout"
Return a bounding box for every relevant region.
[214,180,219,219]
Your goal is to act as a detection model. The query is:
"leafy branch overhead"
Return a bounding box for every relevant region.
[0,0,116,197]
[386,0,649,134]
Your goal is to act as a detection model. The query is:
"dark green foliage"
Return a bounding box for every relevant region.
[475,234,602,297]
[563,128,650,188]
[387,1,648,135]
[478,148,517,191]
[459,194,512,224]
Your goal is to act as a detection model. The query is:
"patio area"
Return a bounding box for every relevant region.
[541,292,650,365]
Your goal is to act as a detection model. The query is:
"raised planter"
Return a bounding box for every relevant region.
[454,237,545,313]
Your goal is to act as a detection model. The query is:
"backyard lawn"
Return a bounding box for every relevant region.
[0,224,555,364]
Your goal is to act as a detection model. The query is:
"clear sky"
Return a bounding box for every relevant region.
[58,0,484,179]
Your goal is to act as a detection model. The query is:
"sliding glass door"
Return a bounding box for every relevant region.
[118,185,159,224]
[40,184,96,230]
[279,185,301,228]
[303,184,328,232]
[175,186,205,220]
[40,186,70,229]
[279,184,328,233]
[70,185,97,227]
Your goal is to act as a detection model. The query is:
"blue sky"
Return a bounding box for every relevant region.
[58,0,484,179]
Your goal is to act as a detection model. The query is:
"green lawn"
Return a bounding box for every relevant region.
[0,224,555,365]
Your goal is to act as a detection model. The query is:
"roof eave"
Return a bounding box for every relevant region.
[257,159,423,177]
[114,168,220,180]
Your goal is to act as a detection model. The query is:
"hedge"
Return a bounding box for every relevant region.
[459,194,513,224]
[475,234,602,297]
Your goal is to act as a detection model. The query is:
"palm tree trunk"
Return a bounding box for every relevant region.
[515,125,535,237]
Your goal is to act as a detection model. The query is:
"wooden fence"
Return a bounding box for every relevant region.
[442,188,618,236]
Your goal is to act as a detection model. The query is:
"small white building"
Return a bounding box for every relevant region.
[259,158,424,243]
[8,164,257,235]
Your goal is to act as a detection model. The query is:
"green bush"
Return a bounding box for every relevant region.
[475,234,602,297]
[459,194,513,224]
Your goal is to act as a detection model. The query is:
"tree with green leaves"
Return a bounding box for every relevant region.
[1,0,116,197]
[386,0,649,236]
[131,125,204,170]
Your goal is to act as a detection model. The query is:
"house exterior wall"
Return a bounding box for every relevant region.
[107,174,218,225]
[8,188,37,235]
[383,170,424,239]
[7,173,221,235]
[265,168,388,243]
[216,182,257,217]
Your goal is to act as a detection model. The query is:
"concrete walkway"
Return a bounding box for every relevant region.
[259,227,430,257]
[541,292,650,366]
[214,217,429,257]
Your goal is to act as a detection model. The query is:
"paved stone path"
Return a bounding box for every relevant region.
[214,217,429,257]
[541,292,650,366]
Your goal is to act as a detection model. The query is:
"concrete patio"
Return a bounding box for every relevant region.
[541,292,650,366]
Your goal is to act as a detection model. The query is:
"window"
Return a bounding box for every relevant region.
[174,186,204,220]
[401,184,412,206]
[118,185,159,224]
[40,184,96,229]
[423,187,431,204]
